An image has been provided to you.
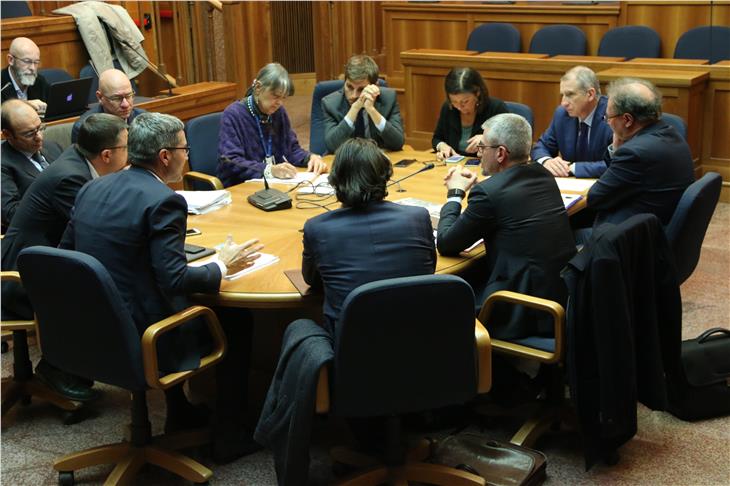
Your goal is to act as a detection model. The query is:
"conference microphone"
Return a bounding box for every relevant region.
[219,156,292,212]
[1,82,12,95]
[117,37,177,97]
[387,162,435,192]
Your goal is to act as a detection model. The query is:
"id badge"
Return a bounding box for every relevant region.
[264,155,276,166]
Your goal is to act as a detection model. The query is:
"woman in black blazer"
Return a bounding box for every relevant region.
[432,67,508,159]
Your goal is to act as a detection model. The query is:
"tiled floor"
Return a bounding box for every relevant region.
[2,96,729,485]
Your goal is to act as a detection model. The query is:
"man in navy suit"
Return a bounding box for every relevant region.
[587,77,694,227]
[61,112,263,461]
[302,138,435,335]
[532,66,613,178]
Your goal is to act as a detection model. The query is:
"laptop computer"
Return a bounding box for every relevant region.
[42,77,93,122]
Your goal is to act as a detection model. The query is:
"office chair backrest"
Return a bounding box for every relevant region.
[662,113,687,140]
[674,26,730,64]
[664,172,722,284]
[17,247,146,390]
[332,274,477,417]
[505,101,534,131]
[38,68,74,86]
[529,24,587,56]
[598,25,661,59]
[466,23,521,53]
[185,111,223,188]
[1,1,31,19]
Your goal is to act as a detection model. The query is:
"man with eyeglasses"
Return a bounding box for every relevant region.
[437,113,575,341]
[532,66,613,178]
[2,113,129,402]
[71,68,145,143]
[1,37,49,114]
[1,99,63,231]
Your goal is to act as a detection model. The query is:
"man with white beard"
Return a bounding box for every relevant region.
[1,37,49,114]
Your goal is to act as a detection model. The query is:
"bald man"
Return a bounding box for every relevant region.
[1,37,49,114]
[71,68,145,142]
[1,99,62,231]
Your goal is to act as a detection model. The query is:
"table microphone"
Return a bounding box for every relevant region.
[219,156,292,212]
[387,162,435,192]
[1,82,12,95]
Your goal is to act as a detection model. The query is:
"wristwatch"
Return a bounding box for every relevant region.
[447,188,466,199]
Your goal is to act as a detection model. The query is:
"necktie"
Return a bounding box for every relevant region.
[32,153,49,170]
[575,121,589,162]
[353,110,366,138]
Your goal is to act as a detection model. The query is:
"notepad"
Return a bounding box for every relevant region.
[562,194,583,210]
[176,190,232,214]
[188,251,280,280]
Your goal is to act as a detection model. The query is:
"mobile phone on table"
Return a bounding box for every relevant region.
[465,158,480,166]
[444,155,465,164]
[394,159,416,167]
[186,227,202,237]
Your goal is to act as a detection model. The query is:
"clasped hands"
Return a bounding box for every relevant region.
[444,165,478,192]
[218,235,265,274]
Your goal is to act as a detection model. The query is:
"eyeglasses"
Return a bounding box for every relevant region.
[103,92,135,104]
[164,146,191,155]
[105,145,128,151]
[476,143,510,154]
[10,55,41,67]
[16,123,46,139]
[603,112,624,121]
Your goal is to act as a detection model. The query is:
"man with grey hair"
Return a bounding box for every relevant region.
[587,77,694,227]
[321,54,404,152]
[532,65,613,178]
[1,37,49,113]
[61,112,264,461]
[438,113,575,340]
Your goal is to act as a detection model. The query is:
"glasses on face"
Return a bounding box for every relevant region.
[16,123,46,139]
[10,55,41,67]
[476,142,510,154]
[603,112,624,121]
[105,145,128,151]
[103,92,135,104]
[164,146,191,155]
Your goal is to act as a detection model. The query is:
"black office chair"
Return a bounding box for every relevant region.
[662,112,687,140]
[315,275,491,485]
[38,68,74,86]
[505,101,534,131]
[664,172,722,284]
[17,246,227,485]
[598,26,661,59]
[529,25,587,56]
[466,23,521,53]
[1,0,32,19]
[183,112,225,191]
[674,26,730,64]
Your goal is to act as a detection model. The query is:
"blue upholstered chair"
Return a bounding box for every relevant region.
[674,26,730,64]
[664,172,722,284]
[466,23,521,53]
[598,26,661,59]
[529,25,587,56]
[17,246,227,485]
[662,113,687,140]
[315,274,491,485]
[38,68,74,86]
[183,111,224,191]
[505,101,534,130]
[1,1,31,19]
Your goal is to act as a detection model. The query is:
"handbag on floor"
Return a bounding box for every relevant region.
[429,432,547,486]
[669,327,730,421]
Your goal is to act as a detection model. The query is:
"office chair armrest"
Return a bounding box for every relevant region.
[474,319,492,394]
[315,364,330,414]
[141,305,227,390]
[478,290,565,364]
[1,270,21,284]
[183,171,224,191]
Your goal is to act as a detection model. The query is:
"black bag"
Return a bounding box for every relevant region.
[429,432,547,486]
[669,327,730,421]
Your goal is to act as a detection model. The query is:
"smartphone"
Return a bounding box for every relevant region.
[444,155,465,164]
[465,159,480,166]
[186,227,202,237]
[394,159,416,167]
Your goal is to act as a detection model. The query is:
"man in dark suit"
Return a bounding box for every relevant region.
[303,138,435,334]
[1,113,129,401]
[1,99,62,231]
[321,55,404,153]
[1,37,49,113]
[61,112,263,461]
[71,68,145,143]
[532,66,613,178]
[438,113,575,340]
[587,77,694,227]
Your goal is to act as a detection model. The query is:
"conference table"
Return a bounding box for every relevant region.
[187,149,594,310]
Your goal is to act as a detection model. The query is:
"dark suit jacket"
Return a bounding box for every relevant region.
[437,163,576,339]
[588,119,695,227]
[1,146,92,318]
[302,201,436,334]
[1,140,63,231]
[59,166,221,372]
[531,95,613,178]
[431,97,509,155]
[1,67,50,103]
[71,104,145,143]
[321,87,404,153]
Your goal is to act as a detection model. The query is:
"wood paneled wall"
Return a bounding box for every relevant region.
[270,1,314,74]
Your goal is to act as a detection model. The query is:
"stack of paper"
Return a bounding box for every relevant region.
[176,190,232,215]
[247,172,320,186]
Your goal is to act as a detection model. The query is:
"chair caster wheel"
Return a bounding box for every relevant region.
[58,471,74,485]
[63,409,85,426]
[1,341,8,353]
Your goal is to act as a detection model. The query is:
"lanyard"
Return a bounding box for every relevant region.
[246,96,272,158]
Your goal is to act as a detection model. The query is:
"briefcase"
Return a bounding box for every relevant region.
[429,432,547,486]
[669,327,730,421]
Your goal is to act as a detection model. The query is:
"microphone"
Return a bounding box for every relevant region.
[218,156,292,212]
[116,37,177,97]
[387,162,435,192]
[1,82,12,95]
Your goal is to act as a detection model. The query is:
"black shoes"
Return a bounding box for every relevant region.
[34,358,100,402]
